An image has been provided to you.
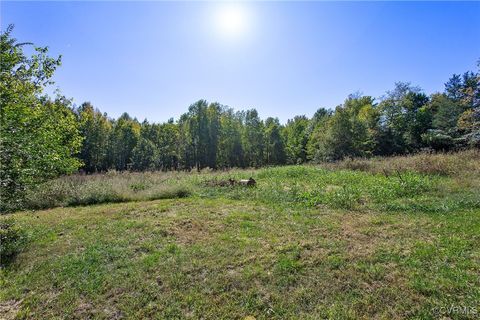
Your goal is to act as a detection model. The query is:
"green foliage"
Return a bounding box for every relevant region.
[264,117,286,165]
[283,115,309,164]
[445,70,480,109]
[217,109,244,168]
[0,218,28,267]
[378,83,431,154]
[309,95,378,161]
[76,102,112,172]
[430,93,464,132]
[421,129,455,150]
[160,63,476,168]
[242,109,265,167]
[109,113,140,170]
[132,137,159,171]
[0,25,82,211]
[70,62,478,174]
[442,65,480,147]
[457,108,480,148]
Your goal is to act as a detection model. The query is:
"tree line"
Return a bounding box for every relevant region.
[1,25,479,210]
[77,73,479,172]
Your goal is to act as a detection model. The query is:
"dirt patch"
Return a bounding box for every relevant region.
[0,300,22,320]
[168,218,218,245]
[74,300,94,318]
[103,306,124,320]
[339,213,433,259]
[340,214,379,258]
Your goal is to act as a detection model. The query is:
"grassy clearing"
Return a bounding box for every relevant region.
[1,151,479,319]
[21,150,480,214]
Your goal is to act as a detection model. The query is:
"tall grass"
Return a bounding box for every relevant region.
[24,171,191,210]
[14,150,480,213]
[321,149,480,176]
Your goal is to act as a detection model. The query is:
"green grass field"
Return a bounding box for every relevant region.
[1,152,480,319]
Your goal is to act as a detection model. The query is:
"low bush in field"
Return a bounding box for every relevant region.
[0,218,28,267]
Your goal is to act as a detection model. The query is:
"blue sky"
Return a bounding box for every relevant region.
[2,1,479,123]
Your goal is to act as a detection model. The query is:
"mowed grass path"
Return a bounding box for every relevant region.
[1,156,480,319]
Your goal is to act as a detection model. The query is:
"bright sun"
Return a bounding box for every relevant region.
[215,4,249,39]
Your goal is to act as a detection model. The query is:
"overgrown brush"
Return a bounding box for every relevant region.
[321,149,480,176]
[24,172,191,210]
[6,151,478,213]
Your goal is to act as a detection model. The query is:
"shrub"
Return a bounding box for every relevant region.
[0,218,28,267]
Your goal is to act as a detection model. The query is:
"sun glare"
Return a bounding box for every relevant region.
[215,4,249,39]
